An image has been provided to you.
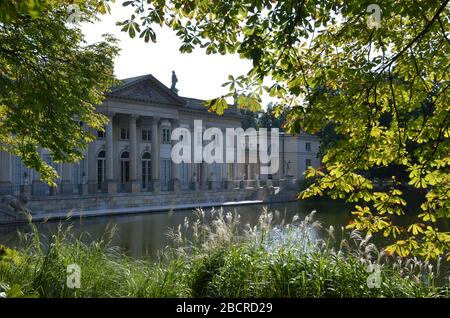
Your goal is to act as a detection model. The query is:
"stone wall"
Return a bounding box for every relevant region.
[26,188,261,215]
[1,179,302,223]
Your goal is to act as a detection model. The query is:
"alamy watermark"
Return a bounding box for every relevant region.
[66,4,82,24]
[367,4,382,29]
[171,120,280,175]
[67,264,81,289]
[367,264,382,288]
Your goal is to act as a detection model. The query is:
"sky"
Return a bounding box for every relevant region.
[80,2,254,102]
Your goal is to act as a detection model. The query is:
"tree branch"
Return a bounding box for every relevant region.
[377,0,450,73]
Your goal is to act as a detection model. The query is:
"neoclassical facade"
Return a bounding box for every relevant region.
[0,74,320,198]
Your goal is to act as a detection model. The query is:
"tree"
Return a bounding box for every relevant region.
[0,7,119,185]
[241,109,260,130]
[0,1,113,23]
[241,103,288,130]
[259,103,287,131]
[118,0,450,259]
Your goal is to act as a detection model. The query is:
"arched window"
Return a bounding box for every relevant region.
[120,151,130,184]
[141,152,152,190]
[97,151,106,190]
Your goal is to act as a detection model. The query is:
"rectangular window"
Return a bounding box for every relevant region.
[97,130,105,139]
[120,128,130,140]
[160,159,171,190]
[305,142,311,151]
[162,128,171,143]
[306,159,312,168]
[97,159,105,185]
[142,128,152,141]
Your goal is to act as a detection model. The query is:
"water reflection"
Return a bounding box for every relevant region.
[0,201,448,261]
[0,201,351,258]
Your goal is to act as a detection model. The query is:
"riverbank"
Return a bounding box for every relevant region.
[0,209,448,298]
[1,186,300,225]
[2,199,265,225]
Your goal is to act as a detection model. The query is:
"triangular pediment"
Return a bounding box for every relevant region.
[108,74,185,106]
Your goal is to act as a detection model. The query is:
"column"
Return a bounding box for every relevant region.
[106,113,116,194]
[189,121,200,191]
[239,163,245,189]
[0,151,12,194]
[32,150,45,195]
[250,164,258,188]
[200,125,208,189]
[61,164,73,194]
[169,119,180,192]
[255,163,261,188]
[151,116,160,193]
[223,129,232,190]
[129,115,140,193]
[232,132,239,188]
[191,122,199,191]
[87,127,97,194]
[201,162,208,190]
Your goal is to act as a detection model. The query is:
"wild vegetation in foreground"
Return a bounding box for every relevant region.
[0,208,448,298]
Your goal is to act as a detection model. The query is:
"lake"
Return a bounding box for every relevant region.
[0,201,352,257]
[2,200,447,259]
[1,199,449,285]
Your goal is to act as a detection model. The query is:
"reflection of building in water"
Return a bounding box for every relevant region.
[0,73,320,200]
[130,218,144,257]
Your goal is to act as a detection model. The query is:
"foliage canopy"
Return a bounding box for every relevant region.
[116,0,450,259]
[0,0,448,259]
[0,7,118,184]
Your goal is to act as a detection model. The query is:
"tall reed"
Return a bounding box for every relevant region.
[0,207,448,298]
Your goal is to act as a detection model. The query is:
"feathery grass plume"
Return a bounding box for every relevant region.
[0,207,448,298]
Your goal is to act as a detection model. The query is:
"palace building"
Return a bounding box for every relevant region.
[0,73,320,199]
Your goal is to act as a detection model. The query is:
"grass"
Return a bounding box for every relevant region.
[0,208,448,298]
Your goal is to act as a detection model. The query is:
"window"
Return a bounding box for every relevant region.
[306,159,312,168]
[160,159,171,190]
[97,151,106,190]
[142,129,152,142]
[72,159,86,186]
[162,128,171,143]
[120,128,130,140]
[120,151,130,183]
[13,157,31,187]
[305,142,311,151]
[97,130,105,139]
[142,152,152,189]
[180,162,190,189]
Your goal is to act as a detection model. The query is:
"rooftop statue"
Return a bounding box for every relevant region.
[171,71,178,91]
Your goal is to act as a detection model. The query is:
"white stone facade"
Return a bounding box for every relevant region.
[0,74,320,198]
